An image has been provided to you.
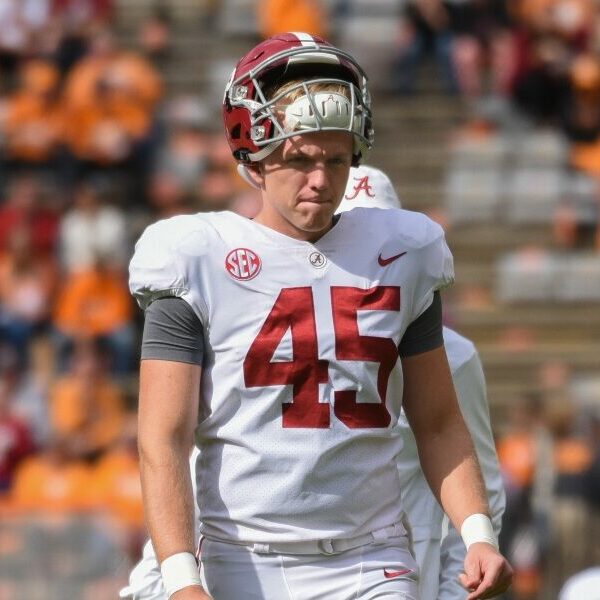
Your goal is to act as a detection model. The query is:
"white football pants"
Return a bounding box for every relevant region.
[199,534,419,600]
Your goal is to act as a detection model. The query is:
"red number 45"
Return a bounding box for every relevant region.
[243,286,400,429]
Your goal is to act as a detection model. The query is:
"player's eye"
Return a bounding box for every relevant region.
[287,156,310,165]
[328,156,350,167]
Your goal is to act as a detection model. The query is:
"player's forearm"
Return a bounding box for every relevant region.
[139,441,197,563]
[402,347,490,531]
[138,359,201,564]
[416,417,489,532]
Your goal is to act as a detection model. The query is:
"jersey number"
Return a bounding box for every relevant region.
[243,286,400,428]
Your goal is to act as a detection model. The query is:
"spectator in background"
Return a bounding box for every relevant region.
[51,0,115,73]
[561,53,600,142]
[257,0,329,40]
[146,168,193,219]
[91,413,144,559]
[544,394,595,593]
[566,54,600,182]
[0,0,52,90]
[49,338,127,460]
[194,135,244,212]
[63,28,162,114]
[0,174,59,256]
[137,4,172,65]
[511,33,572,124]
[52,0,113,25]
[52,251,134,374]
[497,394,550,600]
[0,346,35,493]
[63,73,155,173]
[59,178,128,273]
[583,415,600,565]
[0,228,57,367]
[394,0,458,95]
[449,0,517,100]
[510,0,595,124]
[561,55,600,248]
[154,96,214,195]
[515,0,594,49]
[0,354,49,452]
[62,27,162,184]
[9,436,94,513]
[2,60,66,174]
[195,160,238,212]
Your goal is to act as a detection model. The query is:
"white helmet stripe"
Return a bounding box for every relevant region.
[290,32,317,45]
[288,32,340,66]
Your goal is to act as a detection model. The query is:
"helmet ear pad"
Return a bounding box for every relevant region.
[236,164,262,189]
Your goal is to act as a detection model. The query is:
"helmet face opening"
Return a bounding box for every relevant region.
[223,33,374,166]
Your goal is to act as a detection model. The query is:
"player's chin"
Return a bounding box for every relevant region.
[296,202,335,228]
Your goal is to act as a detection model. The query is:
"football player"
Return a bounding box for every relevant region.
[338,166,507,600]
[129,33,512,599]
[121,165,506,600]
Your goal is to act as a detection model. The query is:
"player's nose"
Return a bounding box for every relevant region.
[308,165,330,191]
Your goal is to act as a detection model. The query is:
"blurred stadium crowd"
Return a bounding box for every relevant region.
[0,0,599,598]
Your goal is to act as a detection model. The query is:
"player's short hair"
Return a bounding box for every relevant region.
[266,78,349,104]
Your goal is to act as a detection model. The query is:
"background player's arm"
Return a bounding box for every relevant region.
[402,346,511,599]
[138,358,208,598]
[438,349,507,599]
[439,525,470,599]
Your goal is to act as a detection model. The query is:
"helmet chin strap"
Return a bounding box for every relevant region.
[247,92,363,164]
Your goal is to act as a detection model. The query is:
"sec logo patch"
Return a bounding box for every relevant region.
[225,248,262,281]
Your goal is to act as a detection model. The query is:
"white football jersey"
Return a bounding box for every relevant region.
[130,208,454,544]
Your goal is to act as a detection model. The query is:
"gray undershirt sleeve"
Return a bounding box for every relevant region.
[398,291,443,357]
[141,297,204,364]
[142,291,439,364]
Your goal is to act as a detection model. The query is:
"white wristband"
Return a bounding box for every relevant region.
[160,552,202,599]
[460,513,498,551]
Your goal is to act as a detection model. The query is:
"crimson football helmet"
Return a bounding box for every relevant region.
[222,32,373,166]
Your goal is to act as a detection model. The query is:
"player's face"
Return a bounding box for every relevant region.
[252,131,353,241]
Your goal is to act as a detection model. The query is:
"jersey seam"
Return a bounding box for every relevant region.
[353,546,365,600]
[279,554,296,600]
[142,287,189,308]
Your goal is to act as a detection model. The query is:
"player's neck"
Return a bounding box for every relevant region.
[253,212,340,243]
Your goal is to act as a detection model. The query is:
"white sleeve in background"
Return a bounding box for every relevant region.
[438,525,466,599]
[399,327,505,600]
[118,539,165,600]
[436,328,506,600]
[119,448,202,600]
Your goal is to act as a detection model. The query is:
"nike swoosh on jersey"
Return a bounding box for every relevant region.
[383,568,412,579]
[378,251,407,266]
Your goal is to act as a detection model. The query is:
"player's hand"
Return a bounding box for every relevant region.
[171,585,213,599]
[459,542,513,599]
